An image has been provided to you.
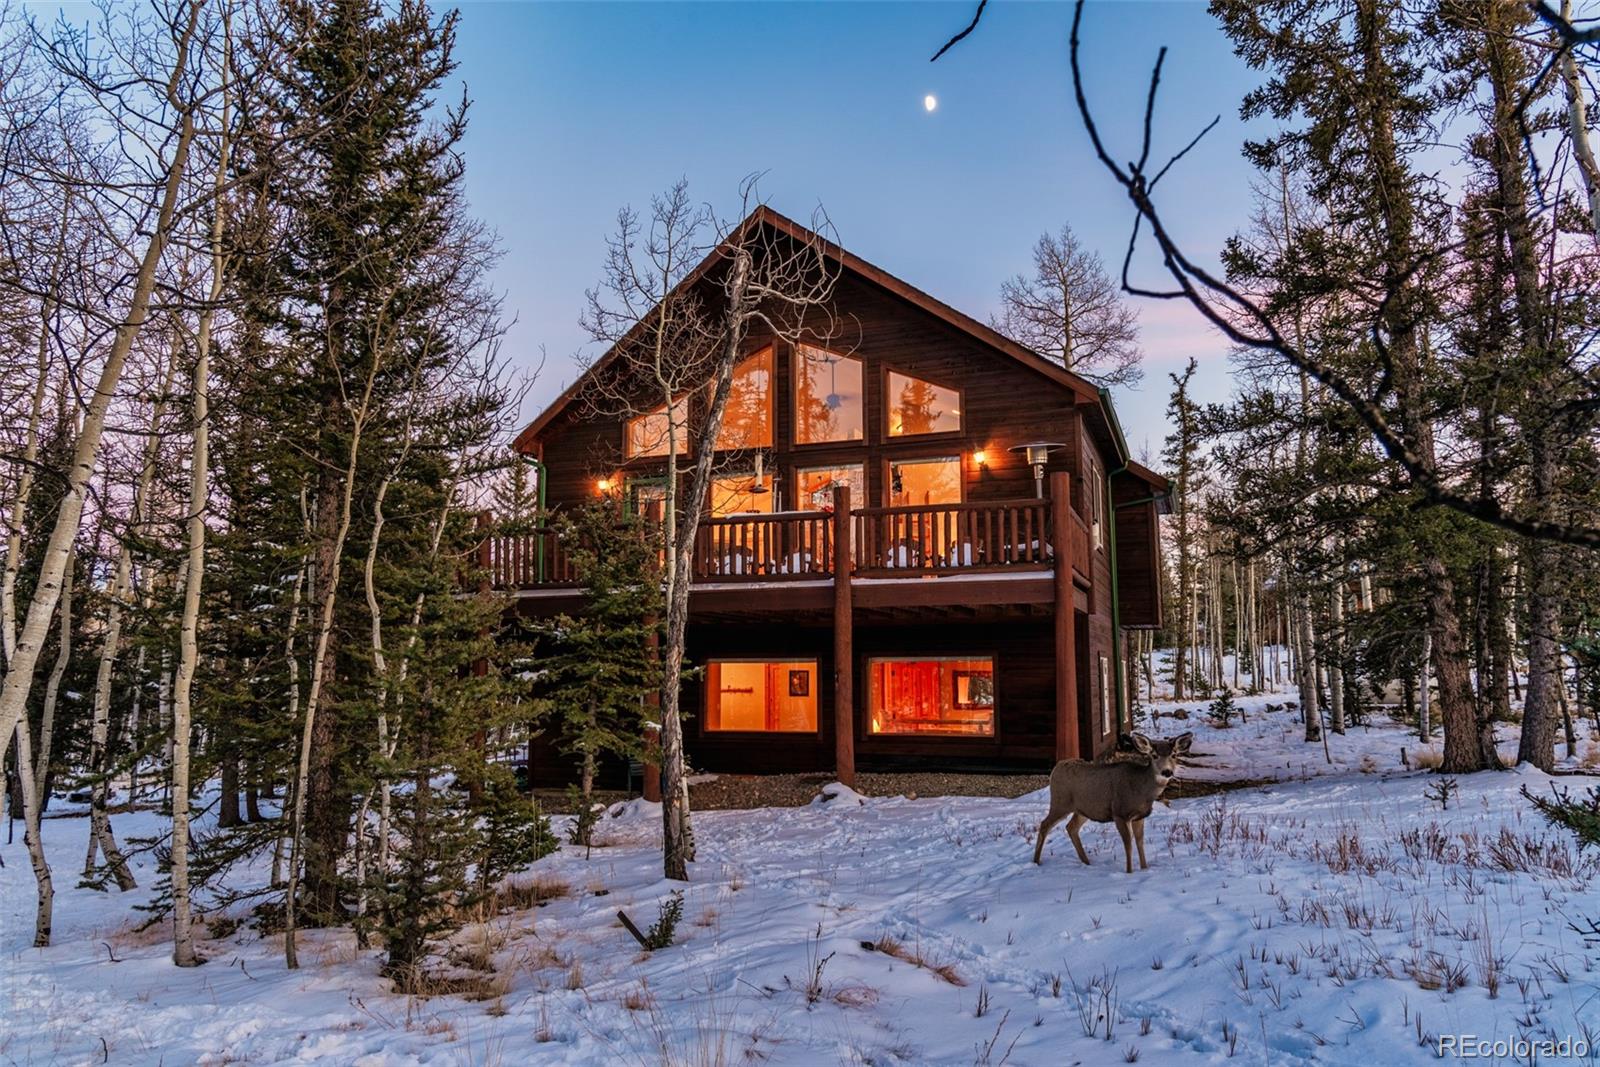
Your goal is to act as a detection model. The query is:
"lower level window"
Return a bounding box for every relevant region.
[705,660,818,732]
[867,656,995,737]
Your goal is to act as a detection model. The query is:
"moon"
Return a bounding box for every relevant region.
[924,94,938,113]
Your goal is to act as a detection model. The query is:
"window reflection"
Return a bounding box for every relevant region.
[794,345,864,444]
[887,371,961,436]
[715,346,773,451]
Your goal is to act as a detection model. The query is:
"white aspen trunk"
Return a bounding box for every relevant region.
[84,352,177,889]
[285,361,381,968]
[1298,589,1321,741]
[0,19,201,764]
[1,304,54,667]
[273,553,308,888]
[14,714,54,946]
[128,645,146,800]
[34,550,72,812]
[1419,631,1433,741]
[1562,0,1600,239]
[171,39,229,963]
[1329,579,1346,734]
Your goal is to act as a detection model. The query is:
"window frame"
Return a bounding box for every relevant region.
[712,344,776,453]
[794,462,867,512]
[880,362,966,441]
[791,343,867,449]
[701,657,823,737]
[624,395,692,460]
[862,652,1000,741]
[882,454,965,508]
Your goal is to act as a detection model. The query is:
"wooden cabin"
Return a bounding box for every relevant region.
[499,207,1169,786]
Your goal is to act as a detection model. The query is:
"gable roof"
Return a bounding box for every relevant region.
[513,205,1131,461]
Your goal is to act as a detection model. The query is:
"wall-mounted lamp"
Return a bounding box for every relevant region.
[972,449,988,467]
[596,477,613,494]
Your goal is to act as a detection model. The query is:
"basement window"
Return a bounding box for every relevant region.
[867,656,995,737]
[705,660,818,733]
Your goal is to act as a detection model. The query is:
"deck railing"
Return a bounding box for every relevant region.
[485,492,1088,590]
[852,498,1051,576]
[691,510,835,580]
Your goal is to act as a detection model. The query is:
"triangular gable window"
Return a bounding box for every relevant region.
[887,371,961,436]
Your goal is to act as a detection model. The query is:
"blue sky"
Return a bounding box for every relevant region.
[452,1,1272,456]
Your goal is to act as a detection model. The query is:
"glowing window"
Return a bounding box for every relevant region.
[887,371,961,436]
[794,345,864,444]
[705,660,818,732]
[710,474,774,516]
[714,346,773,451]
[797,465,865,512]
[868,657,995,737]
[889,457,961,507]
[625,396,690,459]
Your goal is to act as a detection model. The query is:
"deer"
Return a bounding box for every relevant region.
[1031,732,1193,871]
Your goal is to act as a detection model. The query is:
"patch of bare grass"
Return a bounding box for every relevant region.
[862,936,965,986]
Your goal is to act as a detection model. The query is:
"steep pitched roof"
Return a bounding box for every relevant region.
[513,205,1129,459]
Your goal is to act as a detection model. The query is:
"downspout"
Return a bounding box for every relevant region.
[518,449,547,583]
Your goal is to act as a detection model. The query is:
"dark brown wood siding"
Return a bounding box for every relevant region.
[1113,473,1163,630]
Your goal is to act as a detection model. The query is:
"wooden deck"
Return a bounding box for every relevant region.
[485,494,1092,598]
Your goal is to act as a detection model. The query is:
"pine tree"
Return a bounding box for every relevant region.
[534,501,664,827]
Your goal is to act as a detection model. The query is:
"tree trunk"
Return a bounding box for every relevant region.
[1328,579,1345,734]
[0,38,200,765]
[14,715,53,947]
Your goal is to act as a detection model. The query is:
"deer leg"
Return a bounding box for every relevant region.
[1065,813,1092,865]
[1114,817,1134,873]
[1133,818,1149,870]
[1033,807,1068,865]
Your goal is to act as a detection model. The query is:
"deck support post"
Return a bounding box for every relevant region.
[1051,472,1079,762]
[833,485,855,786]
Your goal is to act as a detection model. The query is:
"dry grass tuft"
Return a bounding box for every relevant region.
[865,936,966,986]
[492,877,572,913]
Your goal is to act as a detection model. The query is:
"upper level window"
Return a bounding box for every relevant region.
[889,456,961,507]
[715,346,773,451]
[625,396,690,459]
[794,345,864,444]
[710,473,774,516]
[887,371,961,436]
[797,464,865,512]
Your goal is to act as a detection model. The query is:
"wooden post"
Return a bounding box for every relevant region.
[832,485,855,786]
[1051,472,1079,762]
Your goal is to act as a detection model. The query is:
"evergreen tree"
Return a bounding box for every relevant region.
[533,501,663,822]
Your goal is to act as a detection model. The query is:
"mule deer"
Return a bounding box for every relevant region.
[1031,732,1192,870]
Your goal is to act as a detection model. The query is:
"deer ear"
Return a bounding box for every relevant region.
[1173,732,1194,754]
[1129,732,1153,755]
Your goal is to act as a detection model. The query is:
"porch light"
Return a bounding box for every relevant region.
[1009,441,1067,499]
[972,449,987,467]
[596,477,613,494]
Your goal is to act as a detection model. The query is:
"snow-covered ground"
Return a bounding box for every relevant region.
[5,694,1600,1065]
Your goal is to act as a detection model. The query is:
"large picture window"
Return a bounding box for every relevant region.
[887,371,961,436]
[794,345,864,444]
[715,346,773,451]
[710,473,774,516]
[625,395,691,459]
[705,660,818,732]
[867,656,995,737]
[797,464,865,512]
[889,456,961,507]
